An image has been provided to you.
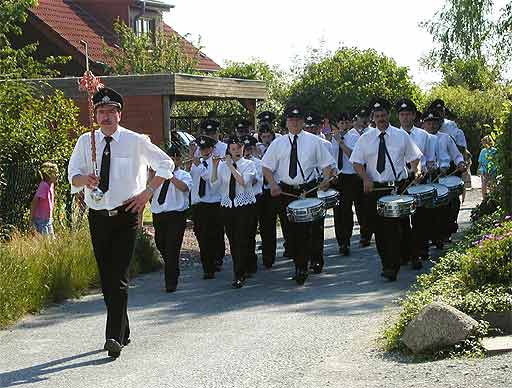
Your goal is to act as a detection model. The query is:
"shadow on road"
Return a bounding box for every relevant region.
[0,350,110,387]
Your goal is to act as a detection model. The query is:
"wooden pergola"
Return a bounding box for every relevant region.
[32,73,268,144]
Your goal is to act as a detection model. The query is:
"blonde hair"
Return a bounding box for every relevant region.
[40,162,59,181]
[481,135,493,147]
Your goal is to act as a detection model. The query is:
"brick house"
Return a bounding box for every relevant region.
[16,0,224,144]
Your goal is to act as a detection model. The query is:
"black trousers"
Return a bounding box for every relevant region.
[88,208,138,344]
[333,173,368,246]
[192,202,225,274]
[277,184,324,271]
[222,204,257,279]
[153,210,187,289]
[365,182,409,274]
[410,207,431,258]
[258,189,278,266]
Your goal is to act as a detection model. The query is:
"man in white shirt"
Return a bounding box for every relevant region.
[428,99,468,152]
[262,104,335,285]
[151,145,192,293]
[350,98,422,281]
[396,98,436,269]
[332,107,371,255]
[189,129,226,279]
[422,109,466,245]
[68,87,174,358]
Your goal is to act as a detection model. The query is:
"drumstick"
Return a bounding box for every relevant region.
[281,191,300,199]
[302,172,341,197]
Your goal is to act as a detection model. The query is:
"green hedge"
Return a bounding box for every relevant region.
[0,226,162,329]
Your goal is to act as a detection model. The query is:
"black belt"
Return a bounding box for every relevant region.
[89,204,131,217]
[280,180,318,192]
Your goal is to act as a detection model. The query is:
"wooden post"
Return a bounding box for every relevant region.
[238,98,257,130]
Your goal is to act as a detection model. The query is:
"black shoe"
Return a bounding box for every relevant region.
[411,258,423,270]
[381,269,397,282]
[311,262,323,274]
[232,279,244,289]
[123,338,131,346]
[215,260,223,271]
[295,269,308,285]
[105,339,123,359]
[203,272,215,280]
[339,244,350,256]
[166,286,177,293]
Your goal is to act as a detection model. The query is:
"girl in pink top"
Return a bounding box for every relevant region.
[31,162,58,235]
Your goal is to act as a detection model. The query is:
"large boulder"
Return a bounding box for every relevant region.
[401,301,479,354]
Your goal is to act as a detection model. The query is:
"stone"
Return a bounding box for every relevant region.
[482,335,512,355]
[401,301,479,354]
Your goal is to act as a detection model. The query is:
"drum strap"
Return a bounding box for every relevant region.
[288,136,306,182]
[383,146,399,182]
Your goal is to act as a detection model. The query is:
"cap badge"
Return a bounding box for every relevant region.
[374,102,381,108]
[401,103,407,108]
[428,113,434,118]
[264,115,269,119]
[238,123,243,128]
[436,104,442,108]
[292,109,299,114]
[307,116,312,121]
[200,139,206,145]
[206,125,212,129]
[244,140,250,144]
[102,96,111,103]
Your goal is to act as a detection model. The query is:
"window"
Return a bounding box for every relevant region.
[135,18,155,36]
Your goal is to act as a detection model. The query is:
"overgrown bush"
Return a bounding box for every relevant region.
[0,225,163,329]
[383,211,512,356]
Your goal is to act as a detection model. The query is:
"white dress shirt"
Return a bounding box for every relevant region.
[249,156,264,196]
[429,132,464,169]
[262,130,335,185]
[190,157,221,205]
[441,119,467,148]
[68,126,174,210]
[194,140,227,158]
[331,127,367,175]
[350,125,422,183]
[401,126,434,171]
[151,168,192,213]
[212,158,257,208]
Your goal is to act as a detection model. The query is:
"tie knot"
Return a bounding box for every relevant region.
[379,132,385,139]
[202,160,208,167]
[104,136,113,144]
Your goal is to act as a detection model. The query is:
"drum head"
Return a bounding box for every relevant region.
[317,189,338,199]
[432,183,449,197]
[379,195,415,204]
[288,198,323,209]
[407,184,435,195]
[439,176,463,188]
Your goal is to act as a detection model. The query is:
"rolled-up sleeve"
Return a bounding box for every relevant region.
[404,135,422,163]
[261,142,278,171]
[141,138,174,179]
[316,140,336,169]
[67,135,88,194]
[242,161,256,186]
[349,137,366,165]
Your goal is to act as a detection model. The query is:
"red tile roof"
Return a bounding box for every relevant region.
[29,0,221,72]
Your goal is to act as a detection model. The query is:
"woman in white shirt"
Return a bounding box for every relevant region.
[211,136,257,288]
[151,145,192,293]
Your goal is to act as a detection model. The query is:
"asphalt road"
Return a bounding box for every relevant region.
[1,187,511,388]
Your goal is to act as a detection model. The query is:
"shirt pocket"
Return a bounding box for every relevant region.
[111,157,132,180]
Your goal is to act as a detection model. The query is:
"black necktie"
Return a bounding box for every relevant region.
[229,162,237,201]
[157,179,171,205]
[289,135,298,178]
[338,145,344,170]
[98,136,112,193]
[377,132,386,174]
[198,161,208,198]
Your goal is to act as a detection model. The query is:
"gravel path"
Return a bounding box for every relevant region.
[1,186,510,388]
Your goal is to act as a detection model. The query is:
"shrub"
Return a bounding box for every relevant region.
[130,227,163,276]
[383,212,512,356]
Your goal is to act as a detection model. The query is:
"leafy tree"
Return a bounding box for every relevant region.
[0,0,69,79]
[104,20,199,75]
[439,57,500,90]
[288,47,421,117]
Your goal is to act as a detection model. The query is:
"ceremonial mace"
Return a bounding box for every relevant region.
[78,40,105,201]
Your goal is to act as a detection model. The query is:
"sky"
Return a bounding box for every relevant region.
[164,0,449,88]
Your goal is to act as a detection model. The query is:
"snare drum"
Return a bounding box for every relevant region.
[406,184,436,207]
[438,176,464,198]
[317,189,340,209]
[377,195,416,218]
[430,183,449,208]
[286,198,326,223]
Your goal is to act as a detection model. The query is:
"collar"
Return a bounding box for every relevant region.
[288,130,303,139]
[98,126,122,142]
[375,125,391,137]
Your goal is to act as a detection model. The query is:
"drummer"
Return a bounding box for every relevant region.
[262,104,335,285]
[332,107,371,256]
[396,98,435,269]
[350,98,422,281]
[421,109,465,246]
[304,111,336,272]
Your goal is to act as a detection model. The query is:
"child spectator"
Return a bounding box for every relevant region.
[31,162,58,235]
[478,135,497,199]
